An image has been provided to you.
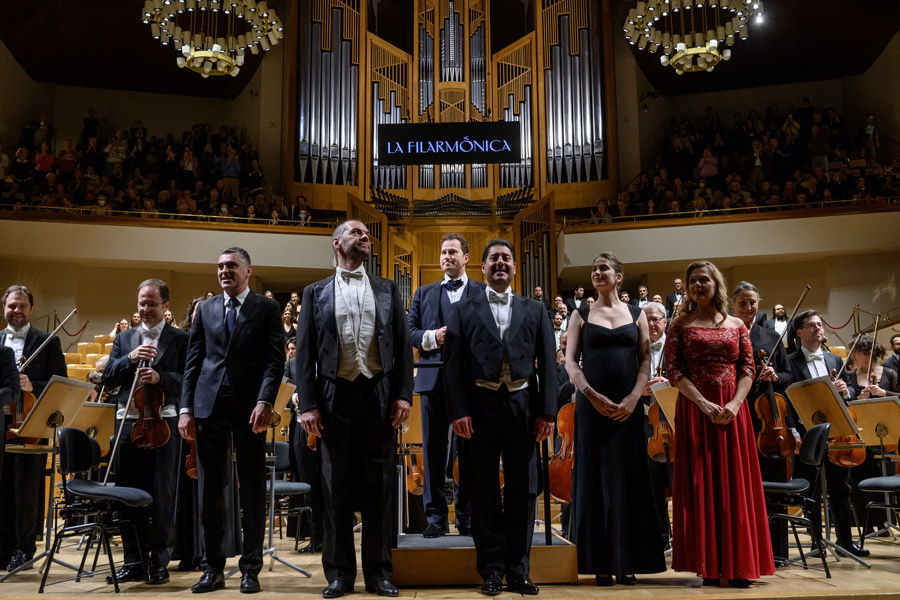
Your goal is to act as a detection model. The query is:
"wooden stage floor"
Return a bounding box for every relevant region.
[3,528,900,600]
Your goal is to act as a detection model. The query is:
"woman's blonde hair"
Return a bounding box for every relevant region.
[679,260,730,327]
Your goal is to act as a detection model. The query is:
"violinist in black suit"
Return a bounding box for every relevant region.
[444,239,556,596]
[0,285,67,572]
[0,346,19,475]
[730,282,794,559]
[103,279,188,585]
[664,278,685,319]
[179,247,284,594]
[296,220,413,599]
[638,301,672,548]
[787,309,867,558]
[407,233,484,538]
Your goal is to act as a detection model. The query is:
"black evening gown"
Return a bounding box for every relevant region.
[573,304,667,576]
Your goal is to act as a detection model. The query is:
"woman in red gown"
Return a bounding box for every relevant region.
[664,261,774,588]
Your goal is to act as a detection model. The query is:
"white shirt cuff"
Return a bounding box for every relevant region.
[422,329,438,352]
[179,407,193,415]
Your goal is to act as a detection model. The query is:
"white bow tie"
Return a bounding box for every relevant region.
[651,340,664,352]
[142,327,160,340]
[489,291,509,305]
[5,327,26,340]
[806,349,824,362]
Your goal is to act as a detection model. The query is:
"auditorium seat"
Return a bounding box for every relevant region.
[104,342,114,353]
[67,366,93,381]
[93,334,109,345]
[84,353,104,367]
[64,352,84,365]
[77,342,102,356]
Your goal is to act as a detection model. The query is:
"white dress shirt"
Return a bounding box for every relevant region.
[801,345,829,379]
[476,287,528,392]
[3,323,30,362]
[773,318,788,337]
[223,286,252,320]
[120,320,175,419]
[334,267,381,381]
[650,334,666,376]
[422,273,469,352]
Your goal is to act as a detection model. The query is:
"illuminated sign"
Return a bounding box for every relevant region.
[378,122,521,166]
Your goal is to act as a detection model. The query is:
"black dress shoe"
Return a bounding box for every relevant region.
[595,575,614,586]
[837,541,870,557]
[148,566,170,585]
[240,573,261,594]
[192,569,225,593]
[480,572,503,596]
[702,577,720,586]
[365,579,399,597]
[507,576,539,595]
[106,565,145,584]
[323,578,351,598]
[422,522,446,538]
[617,574,637,586]
[728,579,751,588]
[7,550,33,572]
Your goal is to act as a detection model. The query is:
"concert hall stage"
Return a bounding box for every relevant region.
[3,529,900,600]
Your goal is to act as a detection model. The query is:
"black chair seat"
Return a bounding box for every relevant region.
[858,474,900,494]
[763,478,810,495]
[67,479,153,508]
[268,480,312,496]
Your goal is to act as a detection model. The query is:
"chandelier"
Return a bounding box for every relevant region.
[623,0,763,74]
[141,0,284,78]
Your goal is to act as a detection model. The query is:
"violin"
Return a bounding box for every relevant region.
[647,365,676,463]
[548,402,575,502]
[129,363,170,449]
[405,453,424,496]
[827,367,866,467]
[185,438,198,479]
[753,349,796,459]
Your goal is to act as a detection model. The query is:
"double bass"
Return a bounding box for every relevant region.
[753,349,796,459]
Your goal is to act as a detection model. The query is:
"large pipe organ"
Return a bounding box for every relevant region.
[291,0,615,211]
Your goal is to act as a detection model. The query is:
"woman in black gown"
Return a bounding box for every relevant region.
[565,252,667,585]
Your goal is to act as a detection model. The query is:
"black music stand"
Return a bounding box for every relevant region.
[786,376,871,568]
[848,396,900,540]
[0,376,92,582]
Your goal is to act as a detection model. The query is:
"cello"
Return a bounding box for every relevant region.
[753,349,795,458]
[647,366,676,463]
[6,308,78,445]
[548,402,575,502]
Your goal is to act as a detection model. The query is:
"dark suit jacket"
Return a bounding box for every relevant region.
[104,324,188,408]
[444,292,556,421]
[407,278,485,394]
[765,317,797,353]
[181,290,284,419]
[883,353,900,374]
[787,347,855,434]
[665,291,685,317]
[0,346,19,407]
[294,273,414,421]
[563,297,583,315]
[0,327,67,400]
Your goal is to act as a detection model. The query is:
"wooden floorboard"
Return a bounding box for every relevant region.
[3,527,900,599]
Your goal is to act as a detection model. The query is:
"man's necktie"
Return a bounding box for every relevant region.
[226,297,239,339]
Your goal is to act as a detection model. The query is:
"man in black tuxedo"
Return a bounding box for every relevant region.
[407,233,484,538]
[664,277,685,318]
[103,279,188,585]
[296,220,413,599]
[0,285,67,572]
[635,285,650,309]
[179,247,284,594]
[0,347,19,478]
[787,309,867,557]
[563,285,585,314]
[531,286,551,312]
[883,334,900,373]
[444,239,556,596]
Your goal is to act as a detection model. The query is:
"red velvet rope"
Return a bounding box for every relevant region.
[54,314,89,337]
[821,312,854,330]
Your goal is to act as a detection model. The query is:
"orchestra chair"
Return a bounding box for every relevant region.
[66,366,93,381]
[40,428,152,593]
[84,354,104,367]
[857,474,900,550]
[104,343,114,354]
[64,352,84,365]
[266,441,312,552]
[93,335,109,346]
[77,342,102,356]
[762,422,832,577]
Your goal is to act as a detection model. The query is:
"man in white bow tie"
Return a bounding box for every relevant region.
[0,285,67,572]
[444,239,556,597]
[787,309,867,558]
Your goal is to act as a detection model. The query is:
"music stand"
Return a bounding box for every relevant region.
[650,382,678,428]
[848,396,900,539]
[785,376,871,568]
[1,376,92,582]
[69,402,116,456]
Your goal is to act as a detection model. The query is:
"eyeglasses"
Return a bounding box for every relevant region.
[647,317,666,325]
[800,322,824,330]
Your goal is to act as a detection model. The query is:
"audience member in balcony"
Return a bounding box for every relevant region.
[32,171,58,199]
[96,174,115,199]
[245,159,264,191]
[589,197,612,224]
[692,196,709,218]
[141,198,160,218]
[671,178,690,207]
[1,182,26,205]
[109,162,125,189]
[744,140,770,197]
[853,176,871,201]
[104,131,128,174]
[176,192,196,216]
[129,118,148,165]
[269,209,282,225]
[180,147,199,190]
[84,165,100,191]
[880,176,898,198]
[132,168,148,193]
[861,113,879,166]
[215,203,234,222]
[33,142,54,184]
[89,193,113,217]
[246,205,264,224]
[0,142,8,181]
[781,180,797,205]
[221,147,241,201]
[793,191,813,210]
[56,139,80,184]
[698,147,718,185]
[807,124,830,173]
[82,108,100,146]
[10,148,32,191]
[80,136,103,173]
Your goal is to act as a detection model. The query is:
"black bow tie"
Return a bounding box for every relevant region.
[340,270,363,283]
[444,279,463,290]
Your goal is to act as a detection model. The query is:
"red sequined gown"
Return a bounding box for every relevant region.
[664,324,775,580]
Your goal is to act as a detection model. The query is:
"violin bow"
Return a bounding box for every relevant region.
[763,284,811,369]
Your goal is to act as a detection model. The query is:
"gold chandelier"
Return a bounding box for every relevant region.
[142,0,284,78]
[623,0,763,74]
